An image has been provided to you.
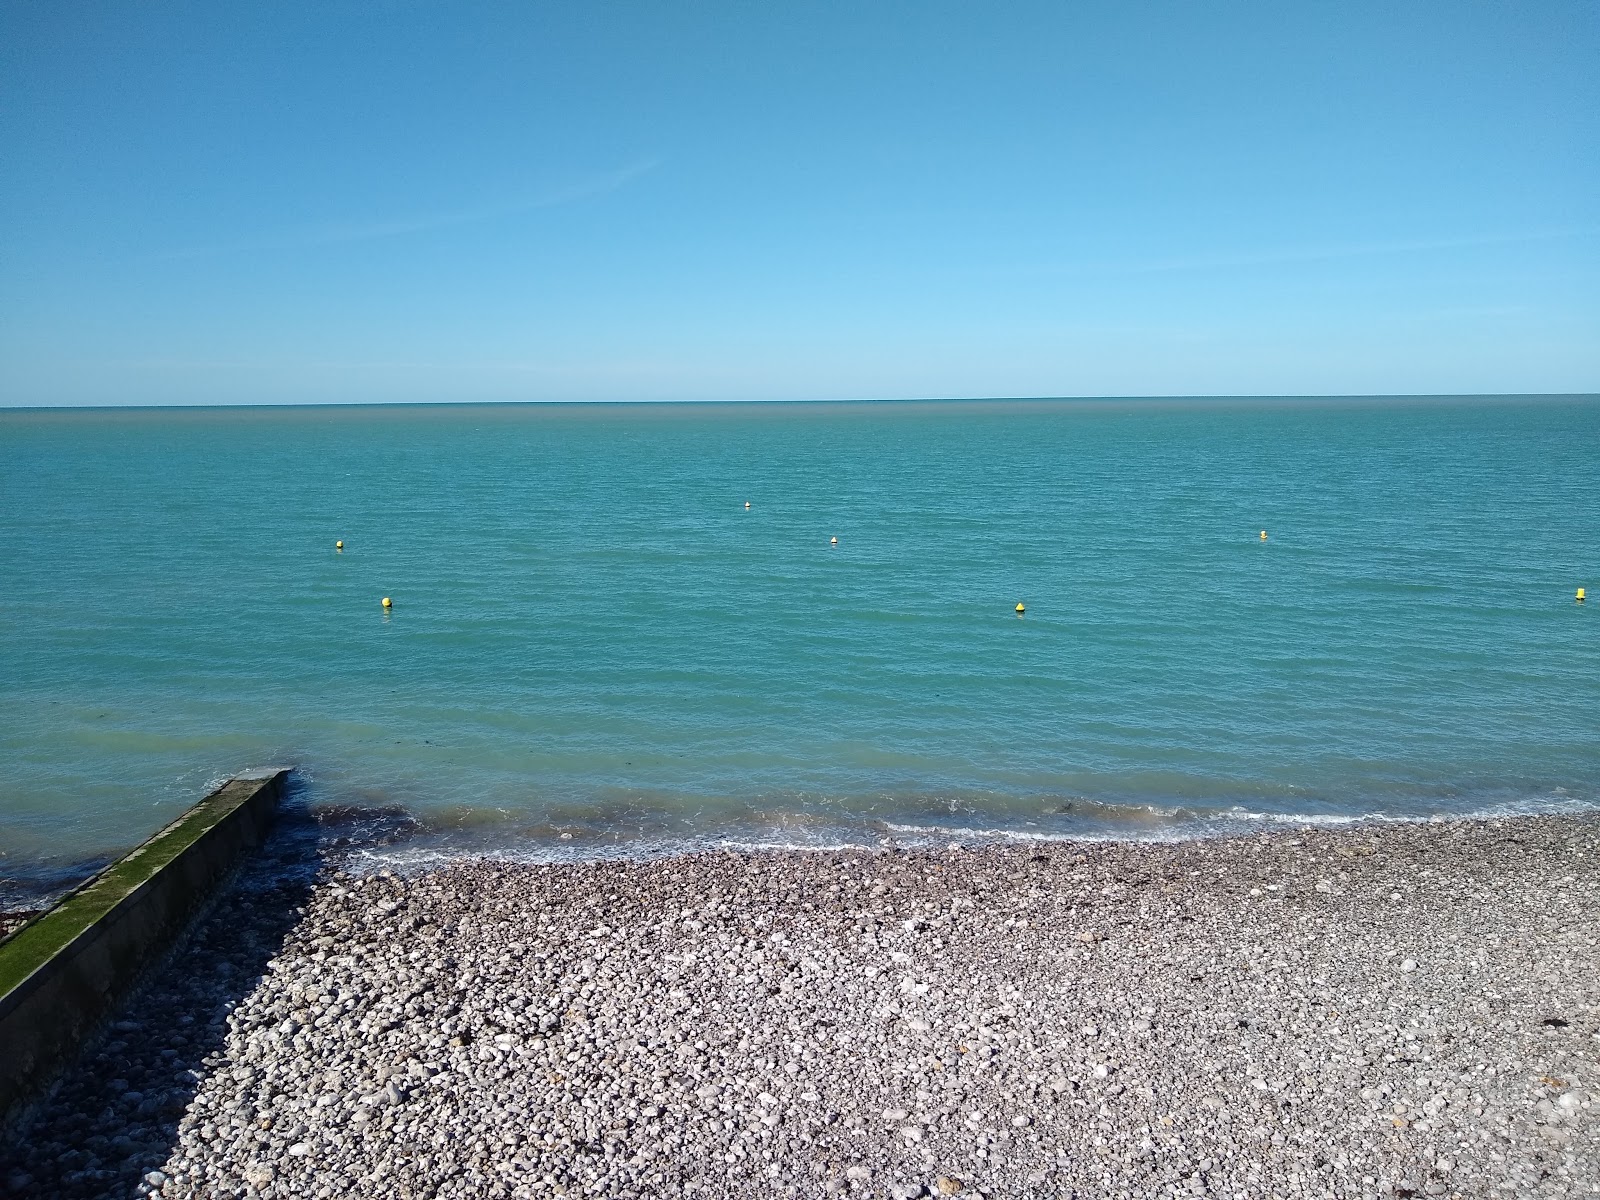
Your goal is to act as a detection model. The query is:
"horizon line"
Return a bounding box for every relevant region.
[2,392,1598,415]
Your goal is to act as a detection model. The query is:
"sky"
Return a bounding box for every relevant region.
[1,1,1596,405]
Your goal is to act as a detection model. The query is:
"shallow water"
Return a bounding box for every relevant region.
[2,397,1597,890]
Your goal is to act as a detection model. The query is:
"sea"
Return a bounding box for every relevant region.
[2,396,1597,902]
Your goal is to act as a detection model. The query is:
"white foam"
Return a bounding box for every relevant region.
[236,765,296,781]
[314,792,1600,876]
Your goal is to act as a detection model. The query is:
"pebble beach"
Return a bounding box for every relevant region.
[3,814,1597,1200]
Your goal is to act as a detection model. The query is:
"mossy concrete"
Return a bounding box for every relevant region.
[0,770,288,1127]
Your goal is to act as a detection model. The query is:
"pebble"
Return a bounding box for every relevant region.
[2,813,1598,1199]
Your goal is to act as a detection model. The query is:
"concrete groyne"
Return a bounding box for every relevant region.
[0,770,289,1128]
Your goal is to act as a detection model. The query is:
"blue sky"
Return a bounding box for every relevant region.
[1,1,1595,405]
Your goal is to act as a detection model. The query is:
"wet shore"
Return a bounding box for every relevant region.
[3,814,1597,1199]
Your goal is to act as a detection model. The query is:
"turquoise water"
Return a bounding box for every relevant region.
[2,398,1597,889]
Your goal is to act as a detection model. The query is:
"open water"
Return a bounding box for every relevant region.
[2,397,1597,896]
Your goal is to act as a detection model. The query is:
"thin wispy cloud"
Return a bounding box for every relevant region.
[146,157,661,262]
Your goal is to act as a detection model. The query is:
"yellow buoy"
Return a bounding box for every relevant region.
[1015,602,1026,614]
[1259,530,1268,540]
[381,596,392,609]
[1580,587,1587,603]
[335,540,344,550]
[830,536,838,545]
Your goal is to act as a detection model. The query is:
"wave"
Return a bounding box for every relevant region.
[294,784,1600,876]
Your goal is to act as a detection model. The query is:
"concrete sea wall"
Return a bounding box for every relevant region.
[0,770,289,1128]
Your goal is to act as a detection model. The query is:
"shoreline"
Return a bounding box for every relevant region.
[3,813,1597,1199]
[10,791,1599,913]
